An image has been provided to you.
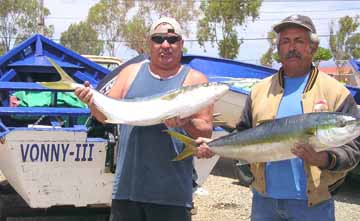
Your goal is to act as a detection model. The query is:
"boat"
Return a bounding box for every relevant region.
[0,34,114,217]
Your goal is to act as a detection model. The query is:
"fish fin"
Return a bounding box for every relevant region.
[161,89,182,101]
[213,120,228,127]
[47,57,76,82]
[163,130,197,161]
[164,130,197,147]
[213,112,222,118]
[305,128,316,135]
[37,57,76,90]
[257,119,272,125]
[173,145,196,161]
[163,115,177,121]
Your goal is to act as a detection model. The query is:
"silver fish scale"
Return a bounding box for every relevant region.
[208,112,359,161]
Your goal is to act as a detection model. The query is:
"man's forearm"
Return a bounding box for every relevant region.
[89,104,107,123]
[327,137,360,171]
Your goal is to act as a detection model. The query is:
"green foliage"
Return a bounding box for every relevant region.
[197,0,262,59]
[122,16,148,54]
[260,31,277,66]
[260,49,274,67]
[87,0,133,56]
[0,43,5,55]
[272,52,280,63]
[345,33,360,59]
[0,0,53,52]
[128,0,198,53]
[86,0,197,55]
[329,15,360,65]
[313,47,332,66]
[60,21,103,55]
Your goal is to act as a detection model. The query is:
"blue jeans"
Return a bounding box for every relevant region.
[109,199,191,221]
[251,192,335,221]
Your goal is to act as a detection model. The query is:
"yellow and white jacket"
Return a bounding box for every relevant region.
[236,66,360,206]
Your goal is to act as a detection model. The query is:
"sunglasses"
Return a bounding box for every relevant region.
[151,35,181,44]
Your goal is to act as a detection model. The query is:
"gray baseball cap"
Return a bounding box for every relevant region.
[149,17,183,37]
[273,14,316,33]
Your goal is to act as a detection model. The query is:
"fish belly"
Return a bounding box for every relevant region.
[213,139,298,163]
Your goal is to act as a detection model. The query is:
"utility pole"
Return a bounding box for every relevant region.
[38,0,44,34]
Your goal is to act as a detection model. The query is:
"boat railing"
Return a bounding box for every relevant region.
[0,82,89,129]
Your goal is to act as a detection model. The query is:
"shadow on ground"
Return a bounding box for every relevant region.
[334,178,360,205]
[212,157,360,205]
[211,157,237,179]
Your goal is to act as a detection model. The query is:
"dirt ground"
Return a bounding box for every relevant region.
[193,174,360,221]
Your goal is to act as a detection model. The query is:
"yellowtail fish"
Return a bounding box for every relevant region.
[166,112,360,162]
[39,57,229,126]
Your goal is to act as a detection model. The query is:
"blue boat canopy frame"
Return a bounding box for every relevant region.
[0,34,112,137]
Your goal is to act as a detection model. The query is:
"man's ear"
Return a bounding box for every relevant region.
[310,43,319,54]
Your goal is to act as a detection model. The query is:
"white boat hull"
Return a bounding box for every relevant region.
[0,128,113,208]
[214,89,248,128]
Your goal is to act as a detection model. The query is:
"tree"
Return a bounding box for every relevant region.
[329,15,360,68]
[197,0,262,59]
[60,21,103,55]
[345,33,360,59]
[87,0,133,56]
[0,43,5,55]
[0,0,53,52]
[123,0,198,54]
[313,47,332,66]
[260,31,276,67]
[87,0,197,55]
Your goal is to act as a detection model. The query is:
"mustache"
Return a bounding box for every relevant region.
[160,48,172,54]
[285,50,302,59]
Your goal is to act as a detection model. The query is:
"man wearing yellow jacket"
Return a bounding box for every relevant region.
[237,15,360,221]
[196,14,360,221]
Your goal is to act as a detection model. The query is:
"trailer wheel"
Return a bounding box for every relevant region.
[232,161,254,187]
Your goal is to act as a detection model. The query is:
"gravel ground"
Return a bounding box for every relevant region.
[193,174,360,221]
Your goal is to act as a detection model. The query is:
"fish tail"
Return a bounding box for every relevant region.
[37,57,77,90]
[163,130,197,161]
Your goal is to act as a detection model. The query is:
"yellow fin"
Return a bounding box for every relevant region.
[163,130,197,161]
[161,89,182,101]
[173,145,196,161]
[47,57,76,82]
[37,57,76,90]
[257,119,272,125]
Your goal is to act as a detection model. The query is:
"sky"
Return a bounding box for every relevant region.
[44,0,360,65]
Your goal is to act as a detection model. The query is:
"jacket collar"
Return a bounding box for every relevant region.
[278,65,319,93]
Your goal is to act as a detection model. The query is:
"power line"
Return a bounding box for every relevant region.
[260,8,360,14]
[264,0,360,2]
[2,32,359,43]
[45,14,360,23]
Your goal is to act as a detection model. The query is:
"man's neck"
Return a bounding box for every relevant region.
[283,65,312,77]
[149,63,182,79]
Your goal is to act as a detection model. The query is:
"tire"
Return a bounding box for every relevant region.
[232,160,254,187]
